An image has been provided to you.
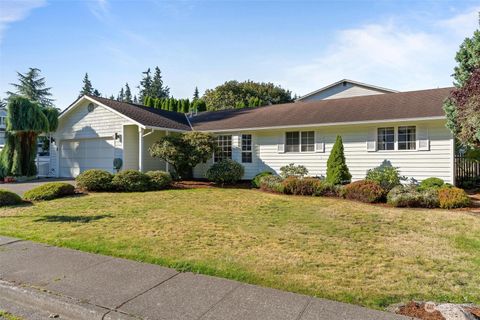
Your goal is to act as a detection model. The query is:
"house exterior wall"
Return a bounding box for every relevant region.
[193,119,454,184]
[123,125,139,170]
[142,130,167,172]
[299,83,388,102]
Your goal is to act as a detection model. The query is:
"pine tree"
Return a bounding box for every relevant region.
[109,94,115,100]
[79,73,93,97]
[133,95,138,104]
[326,135,351,185]
[151,66,170,99]
[7,68,54,107]
[117,88,125,102]
[138,68,152,102]
[92,89,101,97]
[193,86,199,101]
[124,83,133,103]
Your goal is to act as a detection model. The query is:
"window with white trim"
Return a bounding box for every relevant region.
[398,126,416,150]
[377,127,394,151]
[214,135,232,162]
[301,131,314,152]
[285,131,314,153]
[241,134,252,163]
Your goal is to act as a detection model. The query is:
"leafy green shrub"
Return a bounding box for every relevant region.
[146,171,172,190]
[342,180,384,203]
[76,169,113,191]
[259,175,284,193]
[206,159,244,184]
[420,189,441,208]
[23,182,75,201]
[313,181,336,196]
[326,135,351,185]
[112,170,151,192]
[282,177,322,195]
[365,161,402,192]
[279,163,308,178]
[438,187,471,209]
[418,177,445,191]
[252,171,273,188]
[387,185,440,208]
[0,189,22,206]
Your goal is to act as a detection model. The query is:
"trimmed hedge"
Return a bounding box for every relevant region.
[438,187,471,209]
[0,189,23,206]
[206,159,244,184]
[342,180,385,203]
[365,163,402,192]
[282,177,322,196]
[23,182,75,201]
[259,175,284,193]
[386,185,440,208]
[252,171,273,188]
[146,170,172,190]
[418,177,445,191]
[76,169,113,191]
[111,170,151,192]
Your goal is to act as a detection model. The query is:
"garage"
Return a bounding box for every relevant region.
[59,138,115,178]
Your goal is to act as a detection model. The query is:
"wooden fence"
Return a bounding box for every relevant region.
[455,155,480,187]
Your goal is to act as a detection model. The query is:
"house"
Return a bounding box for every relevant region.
[50,84,455,184]
[0,106,7,147]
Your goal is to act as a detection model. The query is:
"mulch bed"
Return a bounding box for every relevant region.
[396,301,445,320]
[171,180,252,189]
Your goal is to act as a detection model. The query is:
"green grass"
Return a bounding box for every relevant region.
[0,188,479,309]
[0,310,24,320]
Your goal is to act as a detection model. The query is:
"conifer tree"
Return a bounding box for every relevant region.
[79,73,93,97]
[133,95,138,104]
[151,66,170,99]
[7,68,54,107]
[326,136,351,185]
[117,88,125,102]
[92,89,101,97]
[193,86,199,101]
[138,68,152,102]
[124,83,133,103]
[109,94,115,100]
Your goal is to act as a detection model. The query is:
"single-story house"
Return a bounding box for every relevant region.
[50,83,455,184]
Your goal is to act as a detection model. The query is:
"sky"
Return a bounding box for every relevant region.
[0,0,479,109]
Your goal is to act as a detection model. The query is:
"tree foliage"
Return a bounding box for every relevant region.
[149,132,217,178]
[326,136,351,185]
[7,68,54,107]
[202,80,293,111]
[79,73,93,97]
[124,83,133,103]
[138,67,170,102]
[453,30,480,87]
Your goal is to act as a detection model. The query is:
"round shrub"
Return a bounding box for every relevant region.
[282,177,321,196]
[112,170,151,192]
[438,187,471,209]
[76,169,113,191]
[387,185,440,208]
[343,180,385,203]
[206,159,244,184]
[313,181,336,196]
[418,177,445,191]
[23,182,75,201]
[146,170,172,190]
[259,175,284,193]
[0,189,22,206]
[252,171,273,188]
[365,163,402,192]
[279,163,308,178]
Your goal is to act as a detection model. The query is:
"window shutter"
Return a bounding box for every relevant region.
[277,144,285,153]
[314,132,325,153]
[417,126,430,151]
[366,128,377,152]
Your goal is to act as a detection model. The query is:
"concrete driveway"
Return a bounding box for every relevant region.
[0,178,75,196]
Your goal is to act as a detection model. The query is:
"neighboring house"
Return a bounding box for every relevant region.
[296,79,397,102]
[51,85,455,184]
[0,107,7,148]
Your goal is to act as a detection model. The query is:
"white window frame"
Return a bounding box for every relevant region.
[397,126,416,151]
[213,135,232,163]
[285,131,315,153]
[374,125,418,152]
[377,127,395,151]
[241,134,253,163]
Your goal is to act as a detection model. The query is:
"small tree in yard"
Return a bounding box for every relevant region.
[326,135,351,185]
[149,132,216,179]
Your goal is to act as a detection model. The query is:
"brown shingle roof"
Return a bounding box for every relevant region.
[89,96,192,131]
[190,87,452,131]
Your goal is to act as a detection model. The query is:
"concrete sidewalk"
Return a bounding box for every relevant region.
[0,236,412,320]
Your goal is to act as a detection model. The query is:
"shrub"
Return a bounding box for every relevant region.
[282,177,322,195]
[259,175,284,193]
[365,161,403,192]
[76,169,113,191]
[313,181,336,196]
[206,159,244,184]
[438,187,471,209]
[0,189,22,206]
[387,185,440,208]
[418,177,445,191]
[112,170,151,192]
[146,170,172,190]
[279,163,308,178]
[342,180,385,203]
[252,171,273,188]
[23,182,75,201]
[326,135,351,185]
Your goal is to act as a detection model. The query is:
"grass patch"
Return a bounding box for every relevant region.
[0,188,479,309]
[0,310,24,320]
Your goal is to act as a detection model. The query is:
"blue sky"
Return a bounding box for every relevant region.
[0,0,479,109]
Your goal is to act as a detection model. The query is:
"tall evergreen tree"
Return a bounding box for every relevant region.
[151,66,170,99]
[138,68,152,102]
[79,73,93,97]
[92,89,101,97]
[109,94,115,100]
[117,88,125,102]
[133,95,138,104]
[326,136,351,185]
[193,86,200,101]
[124,83,133,103]
[7,68,54,107]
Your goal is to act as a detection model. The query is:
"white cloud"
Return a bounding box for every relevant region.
[88,0,112,22]
[284,7,480,96]
[0,0,46,44]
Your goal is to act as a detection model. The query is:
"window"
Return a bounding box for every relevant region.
[214,135,232,162]
[377,127,394,150]
[241,134,252,163]
[285,131,314,152]
[398,126,416,150]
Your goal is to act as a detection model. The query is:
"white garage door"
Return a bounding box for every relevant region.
[60,138,115,178]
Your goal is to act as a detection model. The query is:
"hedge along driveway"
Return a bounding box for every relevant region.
[0,188,479,310]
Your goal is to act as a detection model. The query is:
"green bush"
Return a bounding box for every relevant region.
[0,189,22,206]
[206,159,244,184]
[342,180,385,203]
[259,175,284,193]
[23,182,75,201]
[146,171,172,190]
[386,185,440,208]
[279,163,308,178]
[313,181,336,196]
[282,177,321,195]
[438,187,471,209]
[112,170,151,192]
[76,169,113,191]
[418,177,445,191]
[365,161,402,192]
[252,171,273,188]
[326,135,351,185]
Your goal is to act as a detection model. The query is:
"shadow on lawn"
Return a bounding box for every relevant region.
[34,215,112,223]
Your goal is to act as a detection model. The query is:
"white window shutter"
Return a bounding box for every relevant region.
[417,126,430,151]
[366,128,377,152]
[314,132,325,153]
[277,144,285,153]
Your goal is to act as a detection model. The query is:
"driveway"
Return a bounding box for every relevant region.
[0,178,75,196]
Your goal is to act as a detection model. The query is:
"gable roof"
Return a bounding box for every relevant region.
[297,79,398,101]
[189,87,452,131]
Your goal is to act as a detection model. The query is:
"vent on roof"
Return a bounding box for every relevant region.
[87,103,96,112]
[342,81,347,87]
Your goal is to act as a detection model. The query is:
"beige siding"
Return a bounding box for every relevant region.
[300,83,387,102]
[143,130,167,172]
[123,125,139,170]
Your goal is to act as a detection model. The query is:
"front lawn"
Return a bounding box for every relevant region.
[0,188,479,309]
